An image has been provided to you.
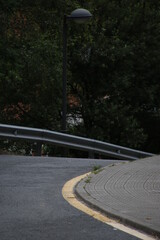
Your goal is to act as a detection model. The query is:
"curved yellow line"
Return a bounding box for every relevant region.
[62,173,155,240]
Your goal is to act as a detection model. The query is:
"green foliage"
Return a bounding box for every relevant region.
[0,3,62,129]
[92,165,103,174]
[68,0,160,152]
[85,175,92,183]
[1,0,160,154]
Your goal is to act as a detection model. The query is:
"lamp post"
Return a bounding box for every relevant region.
[62,8,92,132]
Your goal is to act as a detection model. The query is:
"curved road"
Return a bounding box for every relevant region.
[0,155,139,240]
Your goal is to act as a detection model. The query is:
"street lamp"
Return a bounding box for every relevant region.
[62,8,92,132]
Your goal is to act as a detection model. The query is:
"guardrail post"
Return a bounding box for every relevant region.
[88,150,94,159]
[34,142,42,156]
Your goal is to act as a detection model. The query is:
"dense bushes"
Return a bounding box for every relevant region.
[0,0,160,153]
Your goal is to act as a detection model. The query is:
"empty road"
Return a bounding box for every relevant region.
[0,155,139,240]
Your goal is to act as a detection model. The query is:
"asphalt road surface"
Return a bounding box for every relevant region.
[0,155,139,240]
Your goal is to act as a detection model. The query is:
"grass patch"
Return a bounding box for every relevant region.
[85,176,92,183]
[92,165,103,174]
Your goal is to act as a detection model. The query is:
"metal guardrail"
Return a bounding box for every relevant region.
[0,124,154,160]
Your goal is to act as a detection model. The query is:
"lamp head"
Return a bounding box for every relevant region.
[69,8,92,23]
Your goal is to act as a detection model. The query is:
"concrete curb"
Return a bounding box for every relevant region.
[75,157,160,239]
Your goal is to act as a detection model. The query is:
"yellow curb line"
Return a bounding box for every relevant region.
[62,172,155,240]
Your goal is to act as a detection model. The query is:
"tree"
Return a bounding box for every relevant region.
[0,1,63,130]
[67,0,160,152]
[0,0,160,153]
